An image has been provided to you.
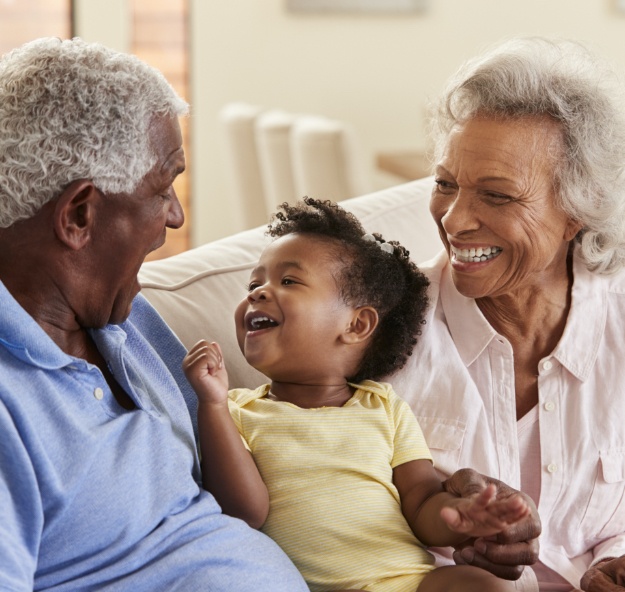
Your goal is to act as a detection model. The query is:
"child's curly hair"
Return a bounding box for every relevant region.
[267,197,430,383]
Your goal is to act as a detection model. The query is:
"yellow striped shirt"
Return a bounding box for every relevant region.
[228,380,436,591]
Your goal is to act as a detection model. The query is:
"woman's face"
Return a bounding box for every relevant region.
[430,115,581,300]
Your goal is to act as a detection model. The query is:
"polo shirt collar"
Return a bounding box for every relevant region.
[0,279,74,369]
[0,280,129,373]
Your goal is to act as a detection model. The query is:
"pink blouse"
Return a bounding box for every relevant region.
[390,248,625,591]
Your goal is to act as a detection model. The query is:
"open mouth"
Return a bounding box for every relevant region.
[451,245,502,263]
[245,312,280,332]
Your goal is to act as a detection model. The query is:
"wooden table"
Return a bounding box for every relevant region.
[375,150,432,181]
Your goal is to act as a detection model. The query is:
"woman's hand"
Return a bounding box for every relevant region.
[443,468,541,580]
[581,556,625,591]
[182,340,229,405]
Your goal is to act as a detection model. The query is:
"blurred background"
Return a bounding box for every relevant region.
[1,0,625,260]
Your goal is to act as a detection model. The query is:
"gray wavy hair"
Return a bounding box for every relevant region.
[0,37,189,228]
[431,37,625,274]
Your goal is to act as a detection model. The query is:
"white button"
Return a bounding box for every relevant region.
[94,387,104,400]
[544,401,555,412]
[542,360,553,371]
[547,463,558,473]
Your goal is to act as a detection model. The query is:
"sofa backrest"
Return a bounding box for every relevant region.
[139,176,440,388]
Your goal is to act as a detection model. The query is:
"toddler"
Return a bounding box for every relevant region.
[183,198,530,592]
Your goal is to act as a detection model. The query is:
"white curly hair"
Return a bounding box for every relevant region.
[0,37,189,227]
[431,37,625,275]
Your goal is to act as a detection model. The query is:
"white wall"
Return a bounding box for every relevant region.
[73,0,130,53]
[76,0,625,247]
[190,0,625,246]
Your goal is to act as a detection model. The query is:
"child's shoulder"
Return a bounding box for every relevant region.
[350,379,405,403]
[228,384,271,406]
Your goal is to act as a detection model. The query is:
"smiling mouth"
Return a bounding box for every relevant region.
[450,245,502,263]
[246,314,279,332]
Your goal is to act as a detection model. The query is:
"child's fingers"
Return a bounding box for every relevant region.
[441,504,511,534]
[469,483,497,509]
[486,494,531,523]
[183,341,224,375]
[443,488,531,536]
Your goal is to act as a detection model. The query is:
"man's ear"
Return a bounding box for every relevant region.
[53,179,99,250]
[340,306,379,345]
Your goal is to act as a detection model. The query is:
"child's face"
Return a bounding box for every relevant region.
[234,233,357,383]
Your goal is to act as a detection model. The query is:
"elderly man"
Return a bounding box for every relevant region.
[0,37,307,591]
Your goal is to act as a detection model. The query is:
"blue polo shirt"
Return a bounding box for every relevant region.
[0,282,307,592]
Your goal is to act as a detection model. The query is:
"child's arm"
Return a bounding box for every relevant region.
[183,339,269,529]
[394,459,530,547]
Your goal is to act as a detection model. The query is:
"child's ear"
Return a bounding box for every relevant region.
[341,306,378,344]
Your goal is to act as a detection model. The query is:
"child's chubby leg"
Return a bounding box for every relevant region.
[417,565,516,592]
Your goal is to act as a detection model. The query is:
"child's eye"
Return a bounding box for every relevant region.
[282,278,296,286]
[247,281,260,292]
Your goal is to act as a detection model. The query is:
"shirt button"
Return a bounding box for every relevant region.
[544,401,555,412]
[94,387,104,400]
[542,360,553,371]
[547,463,558,473]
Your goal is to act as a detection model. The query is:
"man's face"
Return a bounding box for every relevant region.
[88,114,186,326]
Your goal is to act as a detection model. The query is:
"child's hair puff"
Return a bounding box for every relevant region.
[267,197,430,382]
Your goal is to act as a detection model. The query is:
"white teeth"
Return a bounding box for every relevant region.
[451,246,501,263]
[250,316,270,329]
[249,316,278,331]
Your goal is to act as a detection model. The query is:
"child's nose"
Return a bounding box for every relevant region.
[247,285,269,302]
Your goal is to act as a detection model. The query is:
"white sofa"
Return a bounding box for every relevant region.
[138,176,440,388]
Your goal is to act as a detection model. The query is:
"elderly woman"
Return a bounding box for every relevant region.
[0,38,308,591]
[391,37,625,591]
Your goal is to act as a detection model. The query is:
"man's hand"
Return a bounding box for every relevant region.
[581,556,625,591]
[443,468,541,580]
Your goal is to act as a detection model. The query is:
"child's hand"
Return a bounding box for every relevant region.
[182,340,229,405]
[440,483,531,538]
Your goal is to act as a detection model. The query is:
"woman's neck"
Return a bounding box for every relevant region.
[476,253,574,353]
[476,249,576,419]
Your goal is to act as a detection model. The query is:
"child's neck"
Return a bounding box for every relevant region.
[268,381,355,408]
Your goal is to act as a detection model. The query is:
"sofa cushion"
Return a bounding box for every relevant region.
[139,176,440,388]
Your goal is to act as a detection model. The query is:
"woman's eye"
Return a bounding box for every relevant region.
[485,192,513,203]
[434,179,456,194]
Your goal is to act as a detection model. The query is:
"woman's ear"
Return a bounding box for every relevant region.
[53,179,99,250]
[341,306,379,345]
[564,217,583,242]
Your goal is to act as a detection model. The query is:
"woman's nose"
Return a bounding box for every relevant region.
[439,192,480,236]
